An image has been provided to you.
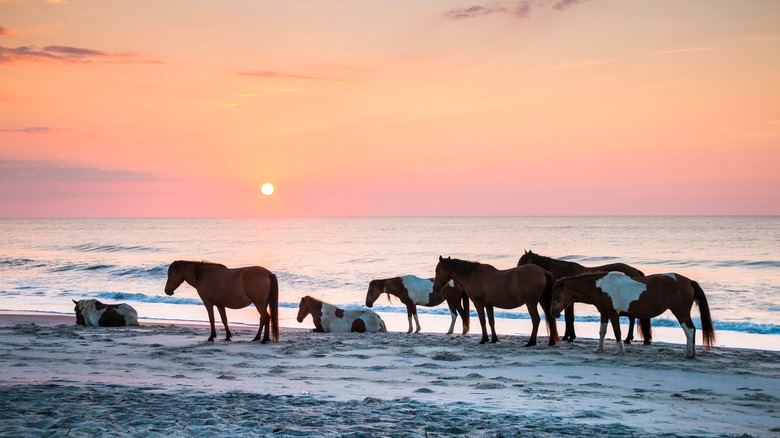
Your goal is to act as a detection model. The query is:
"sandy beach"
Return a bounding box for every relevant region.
[1,311,778,437]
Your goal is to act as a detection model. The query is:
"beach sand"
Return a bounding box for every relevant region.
[1,312,778,437]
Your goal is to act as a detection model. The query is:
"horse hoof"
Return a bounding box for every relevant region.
[480,339,488,344]
[207,337,215,342]
[524,342,536,347]
[643,341,652,346]
[225,338,232,342]
[623,339,632,345]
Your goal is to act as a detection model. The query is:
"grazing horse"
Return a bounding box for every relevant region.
[433,256,559,346]
[164,261,279,343]
[73,299,139,327]
[550,272,715,358]
[518,250,651,344]
[365,275,470,335]
[297,296,387,333]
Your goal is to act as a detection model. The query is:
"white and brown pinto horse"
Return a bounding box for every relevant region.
[164,261,279,343]
[518,250,650,344]
[365,275,470,335]
[551,272,715,358]
[73,299,139,327]
[433,256,559,346]
[297,296,387,333]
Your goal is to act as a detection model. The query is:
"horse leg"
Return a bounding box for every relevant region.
[216,305,231,341]
[254,308,271,343]
[526,304,540,347]
[475,303,489,344]
[446,308,457,335]
[562,304,576,342]
[486,306,499,343]
[624,317,635,344]
[405,305,414,334]
[596,314,608,353]
[413,310,422,334]
[204,304,217,342]
[610,314,625,355]
[675,313,697,359]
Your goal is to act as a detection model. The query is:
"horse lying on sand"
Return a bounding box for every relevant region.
[298,295,387,333]
[551,271,715,358]
[433,256,559,347]
[365,275,470,334]
[73,299,139,327]
[164,260,279,343]
[518,250,651,344]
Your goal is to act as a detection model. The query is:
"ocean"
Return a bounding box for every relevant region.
[1,217,778,351]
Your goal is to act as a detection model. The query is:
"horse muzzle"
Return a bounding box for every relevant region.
[432,284,442,293]
[551,309,562,319]
[164,288,174,296]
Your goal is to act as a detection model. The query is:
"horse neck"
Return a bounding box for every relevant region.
[181,262,201,287]
[445,268,475,291]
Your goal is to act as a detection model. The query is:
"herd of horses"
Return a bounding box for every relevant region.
[161,251,716,359]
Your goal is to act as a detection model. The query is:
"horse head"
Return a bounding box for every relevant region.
[518,250,534,266]
[73,299,86,325]
[164,261,190,295]
[432,256,453,293]
[550,279,573,319]
[365,279,384,308]
[296,296,310,323]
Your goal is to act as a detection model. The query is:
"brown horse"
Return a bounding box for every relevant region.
[365,275,470,335]
[433,256,559,346]
[518,250,650,344]
[164,261,279,343]
[550,271,715,358]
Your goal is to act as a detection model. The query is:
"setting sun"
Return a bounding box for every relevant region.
[261,183,274,196]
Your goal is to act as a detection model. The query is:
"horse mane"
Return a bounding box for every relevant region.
[440,257,481,276]
[556,271,610,285]
[525,251,553,270]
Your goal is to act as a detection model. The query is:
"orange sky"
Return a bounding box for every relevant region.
[1,0,779,217]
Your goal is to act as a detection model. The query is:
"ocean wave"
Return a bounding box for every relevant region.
[69,244,162,254]
[95,292,202,306]
[639,258,780,269]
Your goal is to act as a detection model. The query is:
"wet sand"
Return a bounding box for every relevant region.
[1,312,778,437]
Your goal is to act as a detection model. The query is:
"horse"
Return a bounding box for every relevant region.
[73,299,139,327]
[550,271,715,358]
[297,296,387,333]
[164,261,279,343]
[433,256,559,346]
[365,275,470,335]
[518,250,651,344]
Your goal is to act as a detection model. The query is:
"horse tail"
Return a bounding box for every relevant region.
[269,273,280,343]
[692,281,715,349]
[461,291,470,333]
[541,270,560,345]
[638,318,652,343]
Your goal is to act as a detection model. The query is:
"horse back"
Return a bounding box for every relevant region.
[200,265,273,307]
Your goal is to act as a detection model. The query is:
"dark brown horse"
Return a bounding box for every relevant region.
[164,261,279,343]
[365,275,470,335]
[433,256,559,346]
[518,250,651,344]
[550,271,715,358]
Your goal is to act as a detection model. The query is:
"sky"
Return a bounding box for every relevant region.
[1,0,779,217]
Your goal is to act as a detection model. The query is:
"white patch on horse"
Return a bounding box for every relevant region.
[401,275,436,305]
[320,302,385,333]
[664,273,677,280]
[595,271,646,313]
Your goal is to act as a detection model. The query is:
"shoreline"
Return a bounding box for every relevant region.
[1,311,779,436]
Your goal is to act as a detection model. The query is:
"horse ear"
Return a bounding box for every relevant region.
[439,255,443,261]
[72,299,78,305]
